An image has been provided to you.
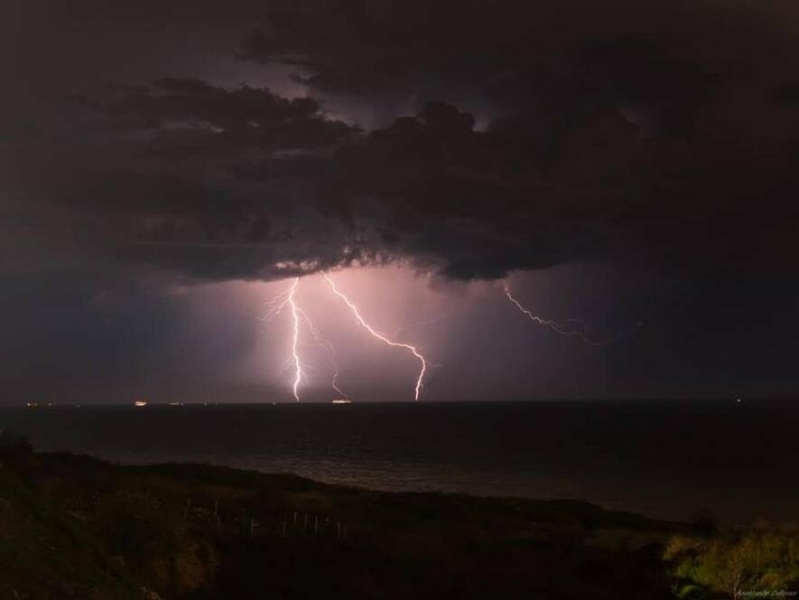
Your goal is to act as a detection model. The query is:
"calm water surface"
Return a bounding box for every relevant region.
[2,400,797,523]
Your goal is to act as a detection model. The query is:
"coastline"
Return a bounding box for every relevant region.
[2,438,796,599]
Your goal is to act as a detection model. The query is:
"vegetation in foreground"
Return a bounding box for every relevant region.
[1,431,797,599]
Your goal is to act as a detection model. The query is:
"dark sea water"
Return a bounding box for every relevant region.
[2,400,797,524]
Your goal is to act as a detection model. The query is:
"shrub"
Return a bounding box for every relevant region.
[664,524,799,599]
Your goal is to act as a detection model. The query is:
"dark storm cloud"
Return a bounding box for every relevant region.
[239,5,720,134]
[100,77,358,155]
[2,0,799,404]
[3,0,799,284]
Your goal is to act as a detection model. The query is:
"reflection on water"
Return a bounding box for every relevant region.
[2,399,797,523]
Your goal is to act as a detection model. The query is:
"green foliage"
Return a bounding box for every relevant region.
[664,523,799,599]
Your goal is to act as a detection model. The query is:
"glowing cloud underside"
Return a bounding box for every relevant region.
[323,273,428,401]
[503,284,640,346]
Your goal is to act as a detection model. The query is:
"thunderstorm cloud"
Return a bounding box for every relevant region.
[2,0,799,402]
[3,0,798,284]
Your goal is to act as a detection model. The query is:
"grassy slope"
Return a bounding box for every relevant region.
[0,466,139,599]
[1,446,795,599]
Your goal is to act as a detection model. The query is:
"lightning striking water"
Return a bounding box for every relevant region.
[287,278,302,400]
[259,277,303,400]
[261,277,349,400]
[503,283,640,346]
[323,272,428,401]
[297,307,348,399]
[262,272,631,401]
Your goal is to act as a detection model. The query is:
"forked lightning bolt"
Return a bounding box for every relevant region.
[263,274,627,401]
[261,277,347,401]
[323,273,428,401]
[287,278,302,400]
[503,284,640,346]
[260,277,303,400]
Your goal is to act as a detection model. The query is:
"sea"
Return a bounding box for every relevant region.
[2,399,797,524]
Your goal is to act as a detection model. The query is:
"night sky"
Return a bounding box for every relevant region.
[2,0,798,403]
